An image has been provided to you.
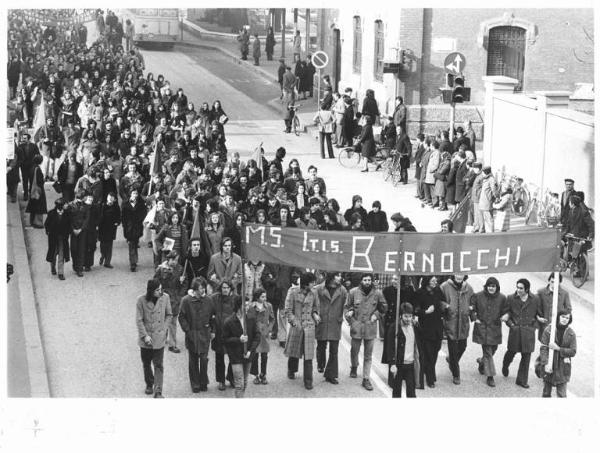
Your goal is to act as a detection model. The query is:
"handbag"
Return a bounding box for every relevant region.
[52,180,63,193]
[218,114,228,125]
[30,183,41,200]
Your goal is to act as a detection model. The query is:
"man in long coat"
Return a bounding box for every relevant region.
[344,273,387,391]
[536,273,572,341]
[44,198,71,280]
[501,278,542,389]
[469,276,506,387]
[179,277,216,392]
[284,272,320,390]
[207,237,242,291]
[315,272,347,384]
[252,34,261,66]
[121,188,147,272]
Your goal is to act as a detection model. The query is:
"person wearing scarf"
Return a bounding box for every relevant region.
[539,309,576,397]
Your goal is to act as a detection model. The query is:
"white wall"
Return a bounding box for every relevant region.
[336,8,401,116]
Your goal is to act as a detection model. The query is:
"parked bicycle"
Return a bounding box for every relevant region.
[559,233,593,288]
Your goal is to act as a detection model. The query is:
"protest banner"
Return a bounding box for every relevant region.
[243,224,561,275]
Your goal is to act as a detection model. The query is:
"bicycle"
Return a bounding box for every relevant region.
[559,234,593,288]
[286,104,302,136]
[338,140,391,170]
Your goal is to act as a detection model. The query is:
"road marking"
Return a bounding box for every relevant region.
[338,336,392,398]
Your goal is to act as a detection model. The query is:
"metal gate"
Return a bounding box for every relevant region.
[486,26,526,91]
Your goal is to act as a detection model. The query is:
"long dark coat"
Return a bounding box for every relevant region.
[414,287,445,341]
[210,292,238,353]
[265,31,276,55]
[381,320,421,384]
[445,160,459,204]
[505,293,541,353]
[470,290,507,346]
[178,294,216,355]
[454,160,469,203]
[25,166,47,215]
[359,123,376,158]
[314,283,347,341]
[97,202,121,242]
[44,208,71,263]
[121,200,147,241]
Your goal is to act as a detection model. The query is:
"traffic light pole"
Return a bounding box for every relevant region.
[449,102,455,141]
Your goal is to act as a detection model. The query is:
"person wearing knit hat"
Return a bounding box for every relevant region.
[539,309,576,397]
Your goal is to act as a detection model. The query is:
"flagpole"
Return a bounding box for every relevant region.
[240,224,248,355]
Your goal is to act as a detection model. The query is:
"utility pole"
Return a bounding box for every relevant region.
[305,8,310,56]
[281,9,286,58]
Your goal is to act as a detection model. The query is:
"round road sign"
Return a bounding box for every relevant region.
[312,51,329,69]
[444,52,466,75]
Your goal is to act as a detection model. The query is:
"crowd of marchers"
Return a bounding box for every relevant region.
[5,10,587,399]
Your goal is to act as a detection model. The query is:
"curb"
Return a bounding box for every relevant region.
[7,196,51,397]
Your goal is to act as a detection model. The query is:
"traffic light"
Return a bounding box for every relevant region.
[452,76,471,103]
[401,50,409,66]
[445,73,455,88]
[452,76,465,103]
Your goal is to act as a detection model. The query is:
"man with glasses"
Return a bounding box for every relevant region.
[501,278,542,389]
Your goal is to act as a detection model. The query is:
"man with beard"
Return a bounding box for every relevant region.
[179,277,216,392]
[344,273,387,391]
[384,302,420,398]
[539,310,577,398]
[469,277,507,387]
[440,274,474,385]
[315,272,348,384]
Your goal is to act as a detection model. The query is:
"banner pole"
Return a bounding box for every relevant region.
[394,238,403,379]
[548,270,560,370]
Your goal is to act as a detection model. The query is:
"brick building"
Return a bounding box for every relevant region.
[316,8,594,141]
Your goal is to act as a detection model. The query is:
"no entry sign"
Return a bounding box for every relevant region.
[312,51,329,69]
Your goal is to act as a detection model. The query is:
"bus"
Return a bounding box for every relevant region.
[120,8,180,48]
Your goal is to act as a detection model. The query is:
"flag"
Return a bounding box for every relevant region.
[151,141,162,176]
[253,142,263,175]
[143,204,157,228]
[32,95,47,142]
[449,192,471,233]
[190,209,202,240]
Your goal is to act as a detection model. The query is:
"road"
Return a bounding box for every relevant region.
[11,42,594,398]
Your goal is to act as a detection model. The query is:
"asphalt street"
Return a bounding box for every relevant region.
[10,37,594,398]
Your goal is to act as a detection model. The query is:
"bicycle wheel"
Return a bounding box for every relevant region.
[293,116,301,136]
[383,159,396,182]
[338,147,361,168]
[570,254,589,288]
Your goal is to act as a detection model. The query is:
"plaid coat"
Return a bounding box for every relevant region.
[284,287,320,360]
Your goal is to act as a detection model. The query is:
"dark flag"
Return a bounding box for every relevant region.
[190,209,212,256]
[450,192,471,233]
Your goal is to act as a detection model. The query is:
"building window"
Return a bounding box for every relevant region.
[486,26,526,91]
[352,16,362,74]
[373,20,384,81]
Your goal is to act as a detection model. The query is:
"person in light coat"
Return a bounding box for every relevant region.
[207,237,243,292]
[284,272,320,390]
[292,30,302,59]
[244,260,265,301]
[424,141,440,206]
[344,273,387,391]
[479,166,497,233]
[492,183,513,232]
[252,33,261,66]
[136,279,172,398]
[315,272,348,384]
[313,105,335,159]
